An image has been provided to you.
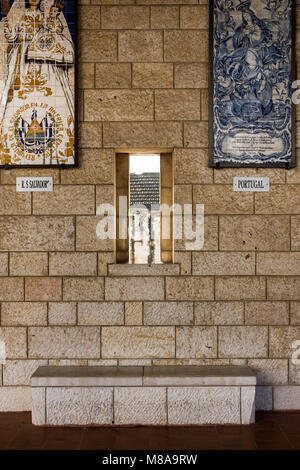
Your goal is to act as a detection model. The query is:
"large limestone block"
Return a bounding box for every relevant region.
[0,327,27,359]
[76,216,114,252]
[0,216,74,251]
[166,277,214,301]
[28,327,100,359]
[85,90,153,121]
[1,302,47,326]
[95,63,131,88]
[63,277,104,301]
[150,5,179,29]
[220,215,290,251]
[102,6,149,29]
[105,277,164,301]
[192,252,255,276]
[176,326,217,358]
[119,31,163,62]
[49,252,97,276]
[144,301,193,326]
[0,386,31,411]
[174,149,213,184]
[167,386,240,424]
[245,301,289,325]
[10,252,48,276]
[215,276,266,301]
[133,63,173,88]
[176,63,208,90]
[267,277,300,301]
[78,302,124,326]
[32,186,95,215]
[257,253,300,275]
[0,186,31,215]
[48,302,77,325]
[155,90,200,121]
[25,278,62,301]
[78,5,100,30]
[195,301,244,325]
[102,326,175,358]
[183,121,208,149]
[46,387,113,425]
[78,31,117,62]
[0,278,24,301]
[103,121,182,148]
[218,326,268,358]
[164,30,208,62]
[175,216,219,251]
[114,387,167,425]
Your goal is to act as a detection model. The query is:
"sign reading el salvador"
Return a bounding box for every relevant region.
[0,0,76,167]
[16,176,53,191]
[210,0,295,168]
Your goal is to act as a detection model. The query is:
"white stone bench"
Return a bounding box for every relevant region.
[31,365,256,426]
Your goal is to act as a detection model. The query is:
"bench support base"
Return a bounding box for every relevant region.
[32,385,255,426]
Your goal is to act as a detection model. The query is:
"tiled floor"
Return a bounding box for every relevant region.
[0,412,299,450]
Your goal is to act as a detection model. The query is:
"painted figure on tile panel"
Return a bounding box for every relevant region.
[0,0,75,165]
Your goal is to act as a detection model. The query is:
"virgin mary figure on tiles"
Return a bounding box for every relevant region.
[0,0,75,166]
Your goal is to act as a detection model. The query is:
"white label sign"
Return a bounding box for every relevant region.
[16,177,53,192]
[233,177,270,192]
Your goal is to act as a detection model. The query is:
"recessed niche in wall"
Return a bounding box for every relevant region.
[115,152,173,265]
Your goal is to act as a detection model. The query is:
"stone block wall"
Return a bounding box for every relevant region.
[0,0,299,411]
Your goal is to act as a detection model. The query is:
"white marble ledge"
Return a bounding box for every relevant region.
[31,365,256,387]
[143,365,257,386]
[108,263,180,276]
[31,366,143,387]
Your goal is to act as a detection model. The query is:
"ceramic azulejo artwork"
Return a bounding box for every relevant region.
[0,0,75,166]
[211,0,295,167]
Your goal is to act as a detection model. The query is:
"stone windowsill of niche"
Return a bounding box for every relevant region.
[108,264,180,276]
